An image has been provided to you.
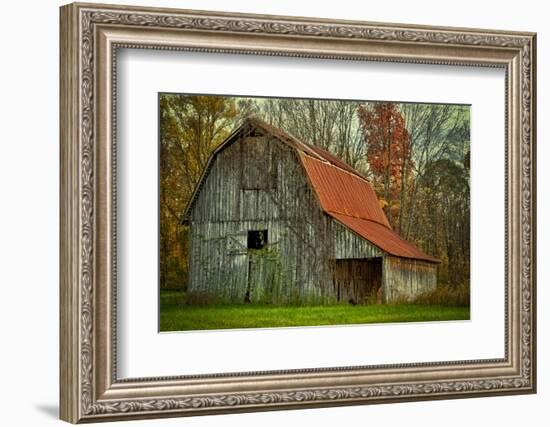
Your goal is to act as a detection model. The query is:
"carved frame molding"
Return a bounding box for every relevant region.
[60,2,536,423]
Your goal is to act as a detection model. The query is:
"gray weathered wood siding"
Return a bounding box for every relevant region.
[188,136,334,304]
[332,221,383,259]
[382,256,437,302]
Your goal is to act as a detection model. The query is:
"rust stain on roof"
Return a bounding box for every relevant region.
[299,153,391,228]
[300,142,366,179]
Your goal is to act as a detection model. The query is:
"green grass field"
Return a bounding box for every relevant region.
[159,291,470,332]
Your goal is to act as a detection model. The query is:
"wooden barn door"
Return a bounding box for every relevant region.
[244,229,277,303]
[365,258,383,303]
[333,258,382,304]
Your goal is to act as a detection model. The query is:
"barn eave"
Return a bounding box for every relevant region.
[327,212,440,264]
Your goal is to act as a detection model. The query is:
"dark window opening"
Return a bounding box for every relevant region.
[247,230,268,250]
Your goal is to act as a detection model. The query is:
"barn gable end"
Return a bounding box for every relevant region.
[187,131,335,304]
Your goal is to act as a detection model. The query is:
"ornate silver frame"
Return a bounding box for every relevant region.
[60,2,536,423]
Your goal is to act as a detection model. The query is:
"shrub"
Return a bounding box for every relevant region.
[185,291,229,305]
[160,258,188,291]
[159,291,187,306]
[413,283,470,306]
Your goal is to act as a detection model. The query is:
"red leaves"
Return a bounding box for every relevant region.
[357,102,412,225]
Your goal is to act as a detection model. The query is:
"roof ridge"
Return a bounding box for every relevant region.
[246,117,326,162]
[299,142,369,180]
[299,150,373,186]
[247,116,371,183]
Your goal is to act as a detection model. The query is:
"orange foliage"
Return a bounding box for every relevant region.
[357,102,411,225]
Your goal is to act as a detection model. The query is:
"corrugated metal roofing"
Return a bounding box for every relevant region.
[328,213,439,263]
[301,142,365,179]
[299,153,390,228]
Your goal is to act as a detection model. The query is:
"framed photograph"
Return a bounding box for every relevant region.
[60,2,536,423]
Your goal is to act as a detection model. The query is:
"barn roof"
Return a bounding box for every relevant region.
[181,116,438,263]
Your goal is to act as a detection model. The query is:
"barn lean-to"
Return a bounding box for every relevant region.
[181,117,439,305]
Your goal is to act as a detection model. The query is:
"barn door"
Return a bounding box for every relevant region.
[245,230,275,303]
[245,254,261,303]
[365,258,383,304]
[333,258,382,304]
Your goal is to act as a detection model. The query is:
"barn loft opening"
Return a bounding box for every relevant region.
[247,230,268,250]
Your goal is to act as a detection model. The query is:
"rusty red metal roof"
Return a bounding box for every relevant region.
[301,142,366,179]
[297,150,438,263]
[299,153,390,228]
[329,213,439,263]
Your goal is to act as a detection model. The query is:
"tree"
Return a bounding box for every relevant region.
[357,102,412,228]
[257,98,365,169]
[400,104,470,239]
[417,158,470,286]
[159,95,238,289]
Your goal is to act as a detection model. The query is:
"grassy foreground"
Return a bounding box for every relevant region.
[160,291,470,332]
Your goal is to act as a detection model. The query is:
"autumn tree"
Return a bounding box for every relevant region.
[357,102,412,228]
[159,95,238,289]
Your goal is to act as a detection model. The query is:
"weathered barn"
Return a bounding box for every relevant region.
[181,117,439,304]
